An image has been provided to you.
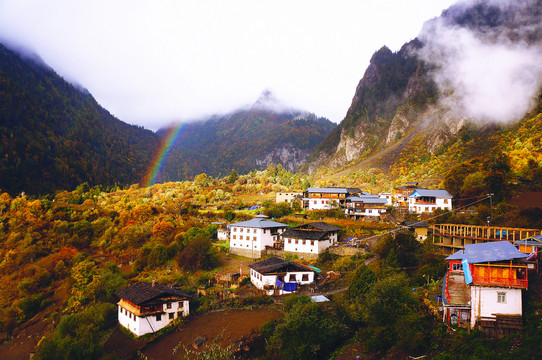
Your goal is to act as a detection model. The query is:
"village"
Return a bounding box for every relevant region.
[112,184,542,357]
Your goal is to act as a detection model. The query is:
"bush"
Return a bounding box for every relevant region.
[176,236,219,272]
[267,302,350,360]
[35,303,116,360]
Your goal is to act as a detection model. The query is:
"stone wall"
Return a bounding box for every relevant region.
[329,246,367,256]
[229,247,263,259]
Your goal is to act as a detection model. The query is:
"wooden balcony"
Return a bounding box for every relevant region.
[472,275,527,289]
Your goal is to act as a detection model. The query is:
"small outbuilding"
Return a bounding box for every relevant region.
[249,256,315,295]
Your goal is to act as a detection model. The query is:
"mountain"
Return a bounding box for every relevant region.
[0,42,161,195]
[153,91,336,182]
[304,0,542,189]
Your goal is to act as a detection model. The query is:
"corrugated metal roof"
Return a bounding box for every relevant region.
[446,241,528,263]
[116,282,188,305]
[409,189,453,198]
[347,196,388,204]
[307,187,348,194]
[229,217,287,229]
[249,256,313,274]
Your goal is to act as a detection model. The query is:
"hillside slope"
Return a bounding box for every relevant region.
[154,91,336,182]
[0,42,161,195]
[304,0,542,187]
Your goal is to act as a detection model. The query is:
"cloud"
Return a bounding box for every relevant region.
[416,0,542,123]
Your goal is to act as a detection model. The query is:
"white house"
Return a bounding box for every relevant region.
[379,193,393,205]
[281,222,340,258]
[249,256,316,295]
[408,189,452,214]
[116,282,190,337]
[212,222,230,241]
[345,195,388,219]
[443,242,528,334]
[276,192,302,205]
[303,187,362,210]
[229,215,287,259]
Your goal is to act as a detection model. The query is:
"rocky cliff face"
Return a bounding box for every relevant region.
[305,0,542,178]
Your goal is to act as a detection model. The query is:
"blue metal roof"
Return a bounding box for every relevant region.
[446,241,528,263]
[347,196,388,204]
[230,217,287,229]
[409,189,453,198]
[308,187,348,194]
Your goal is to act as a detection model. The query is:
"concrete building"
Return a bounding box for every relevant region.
[281,222,340,258]
[408,189,452,214]
[229,215,287,259]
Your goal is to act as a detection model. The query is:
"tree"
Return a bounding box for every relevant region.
[227,169,239,184]
[267,302,349,360]
[484,151,511,202]
[364,274,417,327]
[176,236,218,271]
[348,264,377,300]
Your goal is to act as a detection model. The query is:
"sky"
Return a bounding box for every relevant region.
[0,0,457,131]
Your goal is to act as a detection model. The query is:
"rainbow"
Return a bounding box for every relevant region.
[144,122,185,187]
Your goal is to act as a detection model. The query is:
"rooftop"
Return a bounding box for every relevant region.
[249,256,313,274]
[116,282,188,306]
[446,241,528,264]
[230,216,287,229]
[409,189,453,199]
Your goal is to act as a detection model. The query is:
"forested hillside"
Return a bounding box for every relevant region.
[0,43,160,196]
[305,0,542,189]
[155,92,336,182]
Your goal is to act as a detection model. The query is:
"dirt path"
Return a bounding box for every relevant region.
[141,308,282,360]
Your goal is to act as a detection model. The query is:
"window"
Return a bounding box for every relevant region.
[233,235,236,239]
[253,237,257,241]
[166,302,172,309]
[179,301,183,308]
[169,313,174,320]
[233,227,237,232]
[497,292,506,303]
[240,228,243,232]
[177,311,182,318]
[302,274,309,281]
[156,314,162,321]
[288,274,296,282]
[452,263,462,271]
[444,199,449,204]
[253,229,257,233]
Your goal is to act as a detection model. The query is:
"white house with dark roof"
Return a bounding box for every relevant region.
[249,256,315,295]
[281,222,340,258]
[345,195,388,218]
[302,187,362,210]
[408,189,453,214]
[116,282,189,337]
[229,214,287,259]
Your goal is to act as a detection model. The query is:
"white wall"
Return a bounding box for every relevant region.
[408,197,452,214]
[283,237,332,254]
[217,229,229,240]
[250,269,315,295]
[470,286,522,328]
[230,226,285,252]
[118,300,190,337]
[308,198,334,210]
[379,193,392,205]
